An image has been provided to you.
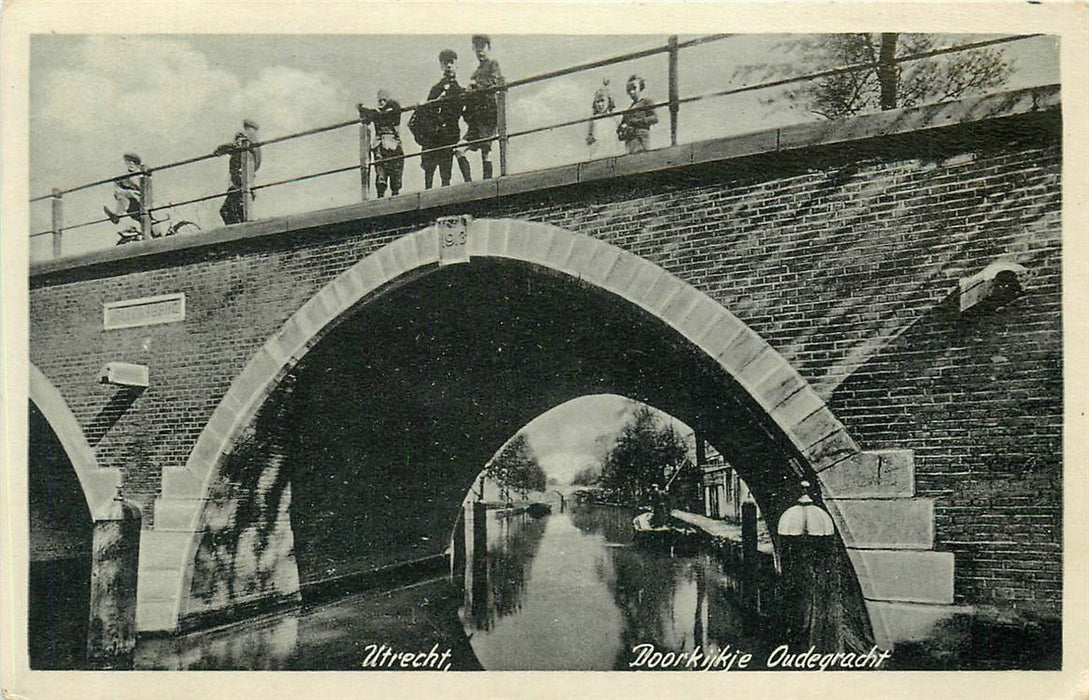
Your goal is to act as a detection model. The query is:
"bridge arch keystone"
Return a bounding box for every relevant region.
[145,218,950,646]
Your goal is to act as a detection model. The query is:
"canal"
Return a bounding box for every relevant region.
[131,504,777,670]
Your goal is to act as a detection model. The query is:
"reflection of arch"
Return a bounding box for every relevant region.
[148,218,944,643]
[29,364,121,520]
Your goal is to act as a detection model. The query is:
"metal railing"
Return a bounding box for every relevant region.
[30,33,1042,259]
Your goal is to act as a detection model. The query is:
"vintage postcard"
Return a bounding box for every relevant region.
[2,2,1087,699]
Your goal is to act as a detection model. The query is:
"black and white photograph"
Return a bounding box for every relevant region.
[2,2,1087,698]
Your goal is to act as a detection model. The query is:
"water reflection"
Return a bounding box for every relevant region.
[131,503,776,670]
[460,504,777,670]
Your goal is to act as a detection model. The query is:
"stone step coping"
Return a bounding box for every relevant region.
[31,84,1059,279]
[848,548,955,606]
[818,449,915,499]
[828,497,935,550]
[864,600,971,649]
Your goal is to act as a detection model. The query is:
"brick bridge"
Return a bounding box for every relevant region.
[27,86,1062,654]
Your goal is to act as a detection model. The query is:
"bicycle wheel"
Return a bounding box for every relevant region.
[168,220,201,236]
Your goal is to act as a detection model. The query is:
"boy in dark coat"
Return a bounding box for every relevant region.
[415,49,466,189]
[213,119,262,225]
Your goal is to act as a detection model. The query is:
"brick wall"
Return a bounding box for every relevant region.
[30,107,1062,615]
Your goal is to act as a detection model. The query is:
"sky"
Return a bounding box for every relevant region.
[29,33,1058,259]
[489,394,695,485]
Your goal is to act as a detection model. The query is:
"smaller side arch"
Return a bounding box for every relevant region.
[29,364,121,521]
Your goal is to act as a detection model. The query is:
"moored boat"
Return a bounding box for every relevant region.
[526,502,552,518]
[632,512,698,551]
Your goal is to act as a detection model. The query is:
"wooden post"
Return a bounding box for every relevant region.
[50,189,63,258]
[241,149,254,222]
[497,86,509,177]
[741,500,758,613]
[138,171,153,241]
[668,35,680,147]
[359,117,372,200]
[86,495,141,669]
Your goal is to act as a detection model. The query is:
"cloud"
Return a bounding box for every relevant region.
[30,36,357,253]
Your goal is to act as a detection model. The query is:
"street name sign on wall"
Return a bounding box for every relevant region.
[103,293,186,330]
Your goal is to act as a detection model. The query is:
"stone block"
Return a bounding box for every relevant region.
[86,468,123,521]
[520,225,557,267]
[578,157,616,182]
[693,315,746,361]
[770,386,825,432]
[160,466,204,500]
[497,166,578,196]
[830,498,935,549]
[661,285,702,330]
[803,430,859,472]
[138,530,193,571]
[848,549,956,604]
[419,179,497,208]
[599,250,645,298]
[690,130,778,164]
[670,296,722,348]
[411,228,441,267]
[733,345,785,396]
[753,365,806,412]
[865,600,970,650]
[137,568,185,602]
[638,270,681,316]
[791,406,843,451]
[135,599,178,634]
[717,330,768,374]
[819,450,915,499]
[482,218,513,258]
[612,146,690,177]
[152,499,203,532]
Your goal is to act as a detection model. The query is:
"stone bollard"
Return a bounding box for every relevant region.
[776,482,840,651]
[86,493,142,668]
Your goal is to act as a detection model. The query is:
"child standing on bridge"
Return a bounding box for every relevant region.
[617,74,658,154]
[213,119,262,225]
[103,152,145,225]
[360,89,405,198]
[411,49,466,189]
[459,34,505,181]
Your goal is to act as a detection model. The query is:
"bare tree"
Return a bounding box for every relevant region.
[775,34,1013,120]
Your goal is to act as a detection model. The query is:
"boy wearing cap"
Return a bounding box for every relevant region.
[617,74,658,154]
[360,89,404,198]
[460,34,505,180]
[214,119,262,225]
[103,152,146,225]
[417,49,466,189]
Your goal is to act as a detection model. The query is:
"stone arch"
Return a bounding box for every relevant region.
[28,364,121,520]
[143,219,949,646]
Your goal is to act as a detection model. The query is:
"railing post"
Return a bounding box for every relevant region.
[668,35,679,147]
[359,115,372,200]
[139,171,153,240]
[497,86,509,177]
[241,148,254,222]
[50,188,63,258]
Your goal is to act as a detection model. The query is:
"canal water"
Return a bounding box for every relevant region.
[127,503,775,670]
